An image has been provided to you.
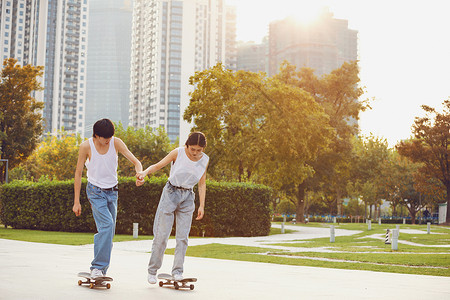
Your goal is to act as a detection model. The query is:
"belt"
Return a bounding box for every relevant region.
[101,185,118,192]
[168,181,191,191]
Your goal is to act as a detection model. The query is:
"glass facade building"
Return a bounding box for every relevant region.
[84,0,133,136]
[130,0,236,143]
[0,0,89,135]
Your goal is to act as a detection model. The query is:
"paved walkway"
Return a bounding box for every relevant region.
[1,225,450,299]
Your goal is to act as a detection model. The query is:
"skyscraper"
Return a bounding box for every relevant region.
[0,0,89,135]
[129,0,235,143]
[269,9,357,76]
[84,0,133,136]
[236,38,268,73]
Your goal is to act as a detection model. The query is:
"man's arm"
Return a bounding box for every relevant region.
[114,137,143,173]
[73,141,89,216]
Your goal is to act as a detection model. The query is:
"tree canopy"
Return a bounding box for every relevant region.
[397,99,450,223]
[0,58,44,182]
[273,61,368,221]
[184,63,333,188]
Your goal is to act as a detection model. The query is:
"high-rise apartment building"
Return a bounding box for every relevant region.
[269,10,357,76]
[130,0,236,143]
[236,38,268,73]
[0,0,89,135]
[84,0,133,136]
[224,5,236,71]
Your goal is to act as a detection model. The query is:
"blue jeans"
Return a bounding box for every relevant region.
[148,182,195,276]
[86,182,118,274]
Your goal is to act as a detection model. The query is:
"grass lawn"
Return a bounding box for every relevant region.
[0,225,153,245]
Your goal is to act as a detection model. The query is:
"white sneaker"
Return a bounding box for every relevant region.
[173,274,183,281]
[91,268,103,279]
[148,274,157,284]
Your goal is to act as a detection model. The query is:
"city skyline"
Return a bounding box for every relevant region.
[228,0,450,147]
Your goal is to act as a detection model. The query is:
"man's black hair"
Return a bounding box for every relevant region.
[93,119,115,138]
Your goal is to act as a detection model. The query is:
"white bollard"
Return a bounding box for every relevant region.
[378,218,381,225]
[427,222,431,234]
[396,224,400,231]
[330,225,335,243]
[391,229,399,251]
[368,219,372,231]
[333,216,337,223]
[281,215,286,234]
[133,223,139,239]
[403,218,406,224]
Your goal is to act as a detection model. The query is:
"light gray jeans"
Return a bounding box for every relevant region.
[148,182,195,276]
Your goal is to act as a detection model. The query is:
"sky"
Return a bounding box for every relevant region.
[226,0,450,147]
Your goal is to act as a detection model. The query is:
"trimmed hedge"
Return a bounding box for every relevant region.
[0,177,272,237]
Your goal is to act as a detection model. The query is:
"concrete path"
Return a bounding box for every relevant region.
[1,225,450,299]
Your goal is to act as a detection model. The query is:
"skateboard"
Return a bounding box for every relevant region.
[157,273,197,290]
[77,272,113,289]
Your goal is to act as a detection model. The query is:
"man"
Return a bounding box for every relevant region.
[72,119,143,278]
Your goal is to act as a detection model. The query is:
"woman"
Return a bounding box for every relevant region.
[137,132,209,284]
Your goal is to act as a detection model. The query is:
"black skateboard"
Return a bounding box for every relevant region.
[157,273,197,290]
[77,272,113,289]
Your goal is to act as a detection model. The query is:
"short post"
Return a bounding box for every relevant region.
[378,218,381,225]
[403,218,406,224]
[396,224,400,231]
[384,229,391,244]
[427,222,431,234]
[391,229,399,251]
[333,216,337,223]
[330,225,335,243]
[281,215,286,234]
[368,219,372,231]
[133,223,139,239]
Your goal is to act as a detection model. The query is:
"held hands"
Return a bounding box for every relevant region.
[135,170,146,186]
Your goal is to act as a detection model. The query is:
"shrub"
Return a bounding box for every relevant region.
[0,177,272,237]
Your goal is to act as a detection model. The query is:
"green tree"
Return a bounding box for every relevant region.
[184,63,333,216]
[344,198,364,217]
[19,130,82,181]
[349,135,390,219]
[114,123,175,177]
[276,199,297,216]
[274,61,368,222]
[184,65,268,181]
[394,156,424,224]
[0,58,44,182]
[397,100,450,224]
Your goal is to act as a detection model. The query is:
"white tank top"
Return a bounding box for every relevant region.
[168,147,209,189]
[86,137,118,189]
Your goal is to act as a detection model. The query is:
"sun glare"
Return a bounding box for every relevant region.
[288,2,327,25]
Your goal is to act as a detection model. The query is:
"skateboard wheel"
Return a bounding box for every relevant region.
[78,280,82,286]
[89,283,94,289]
[174,282,179,290]
[159,281,163,287]
[190,284,194,290]
[106,283,111,289]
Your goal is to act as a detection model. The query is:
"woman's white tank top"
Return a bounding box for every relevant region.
[168,147,209,189]
[86,137,118,189]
